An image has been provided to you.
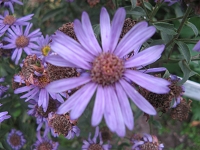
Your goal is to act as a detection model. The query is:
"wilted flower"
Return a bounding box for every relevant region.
[33,131,58,150]
[82,126,111,150]
[2,23,41,64]
[193,40,200,52]
[131,133,164,150]
[7,129,26,150]
[0,0,23,13]
[46,7,170,136]
[48,112,80,139]
[0,104,11,123]
[0,10,33,37]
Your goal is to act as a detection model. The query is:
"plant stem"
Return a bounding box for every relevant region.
[141,0,150,19]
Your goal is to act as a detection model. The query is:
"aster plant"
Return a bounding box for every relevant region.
[2,23,41,64]
[0,103,11,123]
[0,0,23,13]
[46,7,170,137]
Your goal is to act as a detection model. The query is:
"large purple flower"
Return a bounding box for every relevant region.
[0,10,33,37]
[193,40,200,52]
[0,0,23,13]
[2,23,41,64]
[0,103,11,123]
[46,7,170,136]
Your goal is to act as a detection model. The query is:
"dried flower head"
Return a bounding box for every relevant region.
[48,113,80,139]
[171,98,192,121]
[131,133,164,150]
[87,0,100,7]
[7,129,26,150]
[100,126,112,142]
[58,22,78,42]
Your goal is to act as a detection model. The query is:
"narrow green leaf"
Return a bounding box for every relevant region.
[144,1,153,11]
[163,69,170,78]
[178,61,191,85]
[186,21,199,37]
[130,0,137,9]
[176,41,191,63]
[126,6,146,17]
[154,22,177,35]
[42,7,64,22]
[152,120,162,129]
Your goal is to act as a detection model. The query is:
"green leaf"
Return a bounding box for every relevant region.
[176,41,191,63]
[42,7,64,22]
[154,22,177,35]
[130,0,137,9]
[186,21,199,37]
[144,1,153,11]
[163,69,170,78]
[126,6,146,17]
[152,120,162,129]
[178,60,193,85]
[117,143,130,150]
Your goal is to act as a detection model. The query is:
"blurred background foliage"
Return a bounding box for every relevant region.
[1,0,200,150]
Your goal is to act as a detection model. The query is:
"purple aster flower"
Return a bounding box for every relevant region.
[193,40,200,52]
[2,23,41,64]
[82,126,111,150]
[14,74,66,112]
[155,0,180,6]
[0,103,11,123]
[0,0,23,13]
[0,10,33,37]
[33,131,58,150]
[0,77,9,98]
[7,129,26,150]
[46,7,170,137]
[66,0,74,2]
[131,133,164,150]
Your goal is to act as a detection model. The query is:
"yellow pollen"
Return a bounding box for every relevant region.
[3,15,16,25]
[42,46,51,56]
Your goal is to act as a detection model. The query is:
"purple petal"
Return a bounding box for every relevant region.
[139,67,166,73]
[193,40,200,52]
[119,79,156,115]
[70,83,97,119]
[115,21,156,57]
[15,48,22,64]
[100,7,111,52]
[115,83,133,130]
[103,86,117,132]
[109,7,126,53]
[91,85,105,126]
[81,12,102,55]
[124,70,170,94]
[45,55,78,68]
[46,76,91,93]
[14,85,34,94]
[125,45,165,68]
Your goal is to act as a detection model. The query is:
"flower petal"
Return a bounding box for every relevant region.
[119,79,156,115]
[125,45,165,68]
[124,70,170,94]
[91,85,105,126]
[46,76,91,93]
[70,83,97,120]
[115,83,133,130]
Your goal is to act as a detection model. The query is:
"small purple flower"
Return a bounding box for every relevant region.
[3,23,41,64]
[193,40,200,52]
[0,0,23,13]
[0,104,11,123]
[155,0,180,6]
[7,129,26,150]
[82,126,111,150]
[66,0,74,2]
[46,7,170,136]
[131,133,164,150]
[14,75,66,112]
[0,77,9,98]
[33,131,58,150]
[0,10,33,37]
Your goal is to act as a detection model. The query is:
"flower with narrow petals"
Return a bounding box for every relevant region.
[2,23,41,64]
[0,0,23,13]
[0,104,11,123]
[0,10,33,37]
[33,131,58,150]
[7,129,26,150]
[0,77,9,98]
[82,126,111,150]
[31,35,52,64]
[155,0,180,5]
[193,40,200,52]
[131,133,164,150]
[46,7,170,137]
